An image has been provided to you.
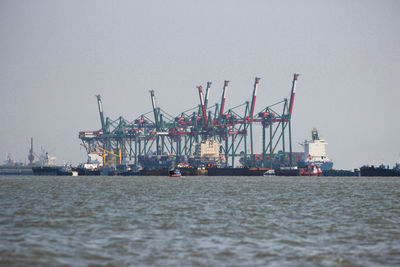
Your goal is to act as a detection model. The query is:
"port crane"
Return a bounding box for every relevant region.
[79,74,300,169]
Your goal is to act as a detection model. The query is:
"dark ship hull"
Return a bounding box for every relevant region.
[274,168,301,176]
[275,165,323,176]
[360,166,400,177]
[139,168,207,176]
[323,169,360,177]
[76,167,101,176]
[32,166,73,176]
[206,167,269,176]
[0,166,33,175]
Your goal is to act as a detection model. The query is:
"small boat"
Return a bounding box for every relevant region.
[300,165,323,176]
[116,164,142,176]
[169,169,181,177]
[263,169,275,176]
[275,165,322,176]
[275,166,300,176]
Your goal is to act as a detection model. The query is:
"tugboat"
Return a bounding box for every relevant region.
[117,165,141,176]
[57,164,78,176]
[274,165,322,176]
[168,169,182,177]
[300,164,323,176]
[275,166,300,176]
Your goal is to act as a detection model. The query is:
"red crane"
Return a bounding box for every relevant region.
[250,77,261,118]
[219,80,229,118]
[288,74,299,117]
[197,85,209,132]
[204,81,211,110]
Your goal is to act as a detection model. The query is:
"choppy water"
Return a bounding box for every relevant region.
[1,176,400,266]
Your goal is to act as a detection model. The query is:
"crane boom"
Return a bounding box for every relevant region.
[220,80,229,118]
[204,81,211,110]
[96,95,106,132]
[96,146,122,164]
[197,85,209,131]
[149,90,159,130]
[81,144,106,165]
[250,77,261,117]
[288,74,300,116]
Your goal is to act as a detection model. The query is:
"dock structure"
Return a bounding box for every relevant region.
[79,74,300,169]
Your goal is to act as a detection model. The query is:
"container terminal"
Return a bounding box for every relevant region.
[75,74,339,176]
[76,75,301,175]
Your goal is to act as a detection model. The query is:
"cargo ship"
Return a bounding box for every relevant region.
[300,128,333,170]
[75,153,103,176]
[32,164,77,176]
[31,151,77,176]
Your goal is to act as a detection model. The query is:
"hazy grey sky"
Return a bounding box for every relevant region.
[1,0,399,169]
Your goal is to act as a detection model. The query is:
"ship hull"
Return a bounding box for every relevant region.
[32,166,65,176]
[206,167,269,176]
[0,166,33,175]
[179,168,207,176]
[139,168,207,176]
[275,166,322,176]
[118,170,140,176]
[76,168,101,176]
[360,166,400,177]
[275,169,301,176]
[140,168,170,176]
[323,169,360,176]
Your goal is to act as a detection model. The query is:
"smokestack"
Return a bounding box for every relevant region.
[28,137,34,165]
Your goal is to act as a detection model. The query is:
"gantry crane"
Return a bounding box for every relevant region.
[79,74,300,169]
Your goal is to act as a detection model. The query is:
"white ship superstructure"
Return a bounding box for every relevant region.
[35,150,57,166]
[302,129,333,170]
[82,153,103,170]
[194,139,223,164]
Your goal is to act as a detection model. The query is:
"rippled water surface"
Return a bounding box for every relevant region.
[1,176,400,266]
